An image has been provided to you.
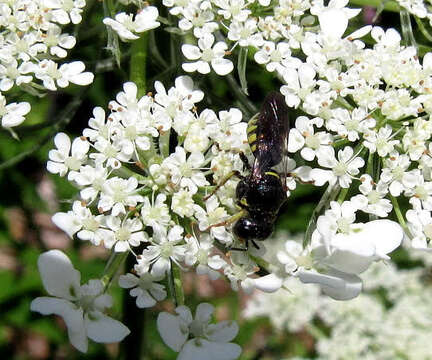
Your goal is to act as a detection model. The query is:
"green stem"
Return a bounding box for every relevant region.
[348,0,400,12]
[168,262,185,307]
[390,194,413,239]
[337,187,349,203]
[102,251,129,292]
[130,34,148,97]
[303,183,341,247]
[400,10,417,48]
[366,150,374,178]
[415,16,432,43]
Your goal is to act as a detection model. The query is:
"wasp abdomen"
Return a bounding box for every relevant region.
[233,216,275,241]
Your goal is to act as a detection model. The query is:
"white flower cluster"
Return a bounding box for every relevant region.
[245,235,432,359]
[48,75,283,308]
[103,4,160,41]
[166,0,432,252]
[0,0,93,128]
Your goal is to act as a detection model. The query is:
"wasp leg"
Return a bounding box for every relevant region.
[229,246,248,252]
[203,209,247,232]
[204,170,244,201]
[239,152,251,171]
[251,240,260,249]
[229,238,248,252]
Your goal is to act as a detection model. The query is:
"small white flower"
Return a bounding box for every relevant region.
[102,216,147,252]
[31,250,130,353]
[119,272,166,308]
[407,204,432,249]
[288,116,332,161]
[182,34,233,76]
[280,63,316,108]
[163,146,209,194]
[313,146,365,188]
[141,193,171,231]
[52,201,105,245]
[363,125,400,157]
[380,151,417,196]
[141,225,186,275]
[224,253,282,294]
[47,132,89,179]
[157,303,241,360]
[351,174,392,217]
[0,96,30,128]
[184,233,226,280]
[171,189,196,217]
[98,177,144,216]
[35,60,94,91]
[254,41,291,73]
[194,197,231,243]
[103,7,160,41]
[227,19,264,48]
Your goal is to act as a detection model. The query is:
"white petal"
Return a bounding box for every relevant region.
[133,289,156,308]
[361,220,404,258]
[297,268,362,300]
[182,44,202,60]
[118,273,139,288]
[85,313,130,343]
[211,58,234,76]
[195,303,214,323]
[288,128,305,153]
[52,212,82,238]
[178,339,241,360]
[157,312,188,352]
[206,321,239,342]
[319,8,348,39]
[37,250,81,300]
[54,132,71,155]
[253,273,282,293]
[31,297,88,352]
[325,233,375,274]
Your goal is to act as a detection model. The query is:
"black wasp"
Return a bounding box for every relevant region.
[206,91,290,250]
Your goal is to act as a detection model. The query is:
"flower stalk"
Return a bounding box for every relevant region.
[304,183,341,247]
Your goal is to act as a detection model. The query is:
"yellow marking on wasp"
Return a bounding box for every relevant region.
[250,144,257,152]
[265,171,280,178]
[247,124,257,133]
[240,198,248,206]
[248,133,257,143]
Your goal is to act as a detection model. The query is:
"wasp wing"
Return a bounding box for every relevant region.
[248,92,290,186]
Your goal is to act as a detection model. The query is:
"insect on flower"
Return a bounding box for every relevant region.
[206,92,290,250]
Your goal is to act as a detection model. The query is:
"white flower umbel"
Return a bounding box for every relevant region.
[157,303,241,360]
[30,250,130,353]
